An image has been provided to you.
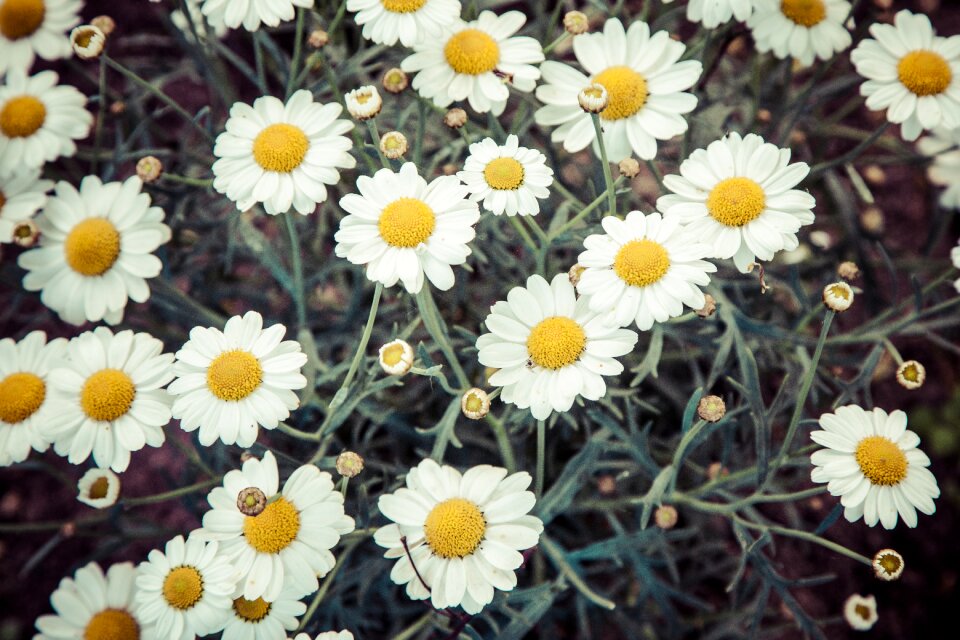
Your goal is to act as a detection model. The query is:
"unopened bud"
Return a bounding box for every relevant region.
[12,220,39,247]
[460,388,490,420]
[563,10,589,35]
[382,67,409,94]
[345,85,382,121]
[823,281,854,312]
[336,451,365,478]
[379,339,413,375]
[90,15,115,36]
[136,156,163,183]
[568,263,586,287]
[707,462,728,481]
[578,83,608,113]
[872,548,904,581]
[380,131,408,160]
[696,294,716,318]
[654,505,678,529]
[597,475,616,496]
[618,157,640,178]
[308,29,329,48]
[239,450,256,463]
[237,487,267,516]
[109,101,125,115]
[71,25,106,60]
[837,261,860,280]
[444,108,467,129]
[895,360,925,390]
[862,164,886,185]
[756,108,772,123]
[860,205,885,235]
[697,395,726,422]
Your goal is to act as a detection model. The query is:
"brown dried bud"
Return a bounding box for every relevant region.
[382,67,409,94]
[756,108,772,124]
[707,462,729,481]
[308,29,329,49]
[563,10,589,35]
[12,220,39,247]
[697,395,726,422]
[618,157,640,178]
[237,487,267,516]
[444,108,467,129]
[568,263,586,287]
[336,451,365,478]
[91,15,115,36]
[239,450,256,463]
[654,505,678,529]
[696,294,716,318]
[136,155,163,183]
[872,548,904,581]
[837,261,860,280]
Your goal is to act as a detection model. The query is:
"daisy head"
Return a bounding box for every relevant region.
[534,18,702,161]
[577,211,717,330]
[213,90,356,215]
[684,0,752,29]
[18,175,171,326]
[374,459,544,614]
[811,405,940,529]
[77,467,121,508]
[0,167,52,244]
[289,633,354,640]
[476,273,638,420]
[851,10,960,141]
[917,125,960,210]
[172,0,228,40]
[748,0,852,67]
[843,593,878,631]
[872,548,904,581]
[334,162,480,293]
[401,10,544,115]
[201,0,313,31]
[457,134,554,217]
[347,0,460,47]
[0,0,81,74]
[169,311,308,448]
[222,588,306,640]
[656,132,815,272]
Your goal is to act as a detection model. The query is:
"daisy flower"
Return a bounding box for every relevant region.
[0,168,52,244]
[135,535,238,640]
[476,273,638,420]
[172,0,228,40]
[656,132,815,272]
[374,459,544,614]
[334,162,479,293]
[43,328,174,473]
[576,211,717,330]
[843,594,878,631]
[0,330,66,467]
[77,467,121,508]
[677,0,753,29]
[917,126,960,209]
[212,90,356,215]
[534,18,701,162]
[195,451,355,602]
[34,561,149,640]
[401,10,544,115]
[811,405,940,529]
[347,0,460,47]
[168,311,307,447]
[290,633,354,640]
[0,69,91,175]
[222,589,306,640]
[457,134,554,217]
[851,9,960,142]
[201,0,311,31]
[748,0,852,68]
[0,0,81,75]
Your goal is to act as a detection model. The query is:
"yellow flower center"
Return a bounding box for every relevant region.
[162,566,204,610]
[82,608,140,640]
[232,596,272,623]
[593,66,648,121]
[483,157,525,190]
[64,218,121,276]
[779,0,826,27]
[381,0,426,13]
[206,350,263,401]
[243,496,301,554]
[899,362,921,382]
[464,392,484,414]
[526,316,586,370]
[613,239,671,287]
[855,436,908,486]
[706,177,766,227]
[252,123,309,173]
[0,95,46,138]
[825,282,851,302]
[444,29,500,75]
[897,50,953,97]
[378,197,436,247]
[854,604,872,621]
[423,497,486,559]
[88,475,110,500]
[381,343,405,366]
[0,372,45,424]
[877,552,902,575]
[80,369,135,422]
[0,0,45,40]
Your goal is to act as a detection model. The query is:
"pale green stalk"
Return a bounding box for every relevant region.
[590,113,617,216]
[328,282,384,412]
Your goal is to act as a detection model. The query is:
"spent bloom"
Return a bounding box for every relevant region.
[77,468,120,509]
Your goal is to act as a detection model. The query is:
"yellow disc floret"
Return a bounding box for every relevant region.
[526,316,586,370]
[0,372,45,424]
[252,123,309,173]
[381,343,405,366]
[444,29,499,75]
[232,596,272,622]
[206,350,263,401]
[378,197,436,248]
[779,0,826,27]
[424,497,486,559]
[82,608,140,640]
[381,0,426,13]
[0,95,46,138]
[88,475,110,499]
[81,369,135,422]
[484,157,525,190]
[243,496,301,554]
[64,218,121,276]
[593,66,649,121]
[0,0,45,40]
[897,50,952,97]
[613,239,671,287]
[162,566,204,610]
[855,436,908,486]
[706,177,766,227]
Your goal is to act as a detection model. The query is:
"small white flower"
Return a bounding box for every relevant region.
[379,339,414,375]
[675,0,753,29]
[347,0,460,47]
[457,134,553,217]
[895,360,925,390]
[70,24,105,59]
[200,0,313,31]
[917,126,960,210]
[289,632,354,640]
[222,588,306,640]
[345,85,383,120]
[823,281,854,312]
[577,83,608,113]
[872,548,904,581]
[843,593,878,631]
[0,168,52,244]
[0,0,81,75]
[77,468,120,508]
[748,0,852,67]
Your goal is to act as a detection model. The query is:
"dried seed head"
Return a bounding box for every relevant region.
[618,157,641,178]
[12,220,39,247]
[568,263,586,287]
[345,85,382,121]
[380,131,408,160]
[654,505,678,529]
[872,548,904,581]
[91,15,116,36]
[382,67,409,94]
[237,487,267,516]
[308,29,329,48]
[444,108,467,129]
[707,462,728,481]
[563,10,589,35]
[895,360,925,390]
[837,261,860,280]
[336,451,365,478]
[823,281,854,312]
[578,83,609,113]
[697,395,726,422]
[71,25,106,60]
[460,388,490,420]
[696,294,716,318]
[136,155,163,183]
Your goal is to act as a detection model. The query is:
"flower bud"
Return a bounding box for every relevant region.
[336,451,365,478]
[696,294,716,318]
[707,462,728,481]
[379,339,414,375]
[618,157,640,178]
[895,360,925,390]
[11,220,39,247]
[837,261,860,280]
[136,155,163,183]
[308,29,329,48]
[823,281,854,312]
[444,107,467,129]
[697,395,725,422]
[237,487,267,516]
[77,469,120,509]
[71,25,106,60]
[380,131,408,160]
[872,548,904,581]
[568,263,586,287]
[578,83,609,113]
[382,67,409,94]
[460,388,490,420]
[345,85,382,121]
[563,10,589,35]
[90,15,116,36]
[654,505,678,529]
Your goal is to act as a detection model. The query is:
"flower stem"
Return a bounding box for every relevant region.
[590,113,617,216]
[415,287,469,389]
[550,177,624,239]
[535,418,546,498]
[285,8,305,99]
[283,213,308,328]
[122,479,220,507]
[485,411,517,473]
[365,119,392,169]
[329,282,384,412]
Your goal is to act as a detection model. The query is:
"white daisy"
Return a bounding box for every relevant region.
[476,273,638,420]
[401,10,544,115]
[0,69,91,175]
[43,328,174,473]
[168,311,308,448]
[0,0,81,75]
[374,459,544,614]
[17,175,172,326]
[222,588,306,640]
[457,134,554,217]
[0,330,66,467]
[334,162,479,293]
[289,633,354,640]
[172,0,228,40]
[656,132,816,273]
[195,451,356,602]
[77,467,120,508]
[534,18,701,162]
[0,168,52,244]
[748,0,852,68]
[135,535,238,640]
[212,90,356,215]
[34,561,150,640]
[917,126,960,209]
[810,405,940,530]
[679,0,753,29]
[201,0,312,31]
[347,0,460,47]
[851,9,960,142]
[576,211,717,330]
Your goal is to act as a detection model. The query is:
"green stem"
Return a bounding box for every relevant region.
[540,535,616,610]
[297,538,360,631]
[535,418,546,498]
[731,514,871,566]
[276,421,320,441]
[390,612,434,640]
[507,214,538,253]
[329,282,384,412]
[283,213,307,328]
[808,122,890,178]
[590,113,617,216]
[415,287,470,389]
[122,479,220,507]
[91,56,107,175]
[486,412,517,473]
[161,173,213,187]
[285,8,305,99]
[365,119,392,168]
[542,32,569,56]
[550,177,624,239]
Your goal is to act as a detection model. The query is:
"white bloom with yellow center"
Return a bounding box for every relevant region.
[43,328,174,473]
[195,451,355,602]
[675,0,753,29]
[77,467,120,508]
[334,162,479,293]
[172,0,228,40]
[289,633,354,640]
[0,69,91,175]
[213,90,355,215]
[401,10,544,115]
[476,273,638,420]
[374,459,543,614]
[457,134,554,217]
[135,535,238,640]
[222,588,306,640]
[347,0,460,47]
[577,211,716,330]
[201,0,312,31]
[534,18,702,162]
[169,311,307,448]
[0,168,52,244]
[17,176,171,326]
[851,10,960,142]
[656,132,815,273]
[0,0,81,74]
[811,405,940,529]
[748,0,852,68]
[917,126,960,210]
[34,561,149,640]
